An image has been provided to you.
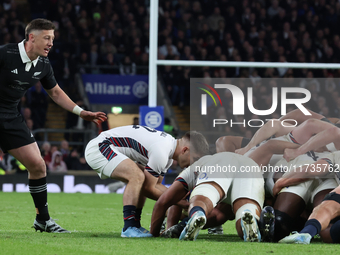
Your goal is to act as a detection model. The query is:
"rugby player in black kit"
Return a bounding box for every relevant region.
[0,18,107,233]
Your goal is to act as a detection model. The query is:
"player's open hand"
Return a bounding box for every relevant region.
[272,178,286,197]
[80,110,107,125]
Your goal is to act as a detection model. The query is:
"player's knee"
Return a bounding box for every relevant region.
[134,170,145,185]
[28,157,46,174]
[322,192,340,218]
[190,184,220,208]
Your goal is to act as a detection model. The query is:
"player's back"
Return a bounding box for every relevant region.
[97,125,176,168]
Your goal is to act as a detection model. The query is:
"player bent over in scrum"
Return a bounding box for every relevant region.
[150,164,234,238]
[85,125,209,237]
[178,152,264,241]
[274,151,340,244]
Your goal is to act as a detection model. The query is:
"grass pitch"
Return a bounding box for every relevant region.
[0,193,339,255]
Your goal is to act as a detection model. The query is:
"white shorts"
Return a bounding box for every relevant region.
[279,178,338,204]
[195,171,265,208]
[85,137,128,179]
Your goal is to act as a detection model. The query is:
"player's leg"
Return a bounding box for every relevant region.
[111,159,152,237]
[204,203,234,234]
[179,182,224,241]
[279,185,340,244]
[313,189,336,243]
[284,125,340,162]
[9,143,69,233]
[163,203,233,238]
[231,175,264,242]
[236,120,295,155]
[320,218,340,243]
[233,198,262,241]
[273,191,306,242]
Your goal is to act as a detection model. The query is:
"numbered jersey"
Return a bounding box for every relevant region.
[96,125,176,176]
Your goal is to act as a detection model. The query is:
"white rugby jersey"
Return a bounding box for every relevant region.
[97,125,176,177]
[276,150,340,183]
[175,167,198,192]
[175,152,260,191]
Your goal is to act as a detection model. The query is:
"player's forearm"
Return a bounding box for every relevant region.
[296,128,338,156]
[166,205,183,229]
[47,86,77,112]
[142,186,164,201]
[150,205,167,236]
[155,183,167,193]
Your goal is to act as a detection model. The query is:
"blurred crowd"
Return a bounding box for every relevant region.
[0,139,91,174]
[2,0,340,159]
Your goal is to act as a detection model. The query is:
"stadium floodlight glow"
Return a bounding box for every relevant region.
[111,106,122,115]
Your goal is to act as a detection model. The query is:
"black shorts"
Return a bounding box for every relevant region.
[0,115,35,153]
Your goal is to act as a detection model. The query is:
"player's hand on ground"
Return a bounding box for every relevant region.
[272,178,285,197]
[80,110,107,125]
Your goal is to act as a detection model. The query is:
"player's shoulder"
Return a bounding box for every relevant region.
[0,43,18,53]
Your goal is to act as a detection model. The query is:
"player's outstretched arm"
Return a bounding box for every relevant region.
[284,126,340,162]
[235,120,295,155]
[150,181,187,236]
[141,170,166,200]
[46,84,107,124]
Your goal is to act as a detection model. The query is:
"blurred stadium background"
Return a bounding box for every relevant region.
[1,0,340,191]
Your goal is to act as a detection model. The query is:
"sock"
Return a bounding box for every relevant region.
[29,177,50,222]
[300,219,321,237]
[180,216,190,225]
[123,205,137,231]
[135,208,142,228]
[189,206,205,218]
[330,220,340,243]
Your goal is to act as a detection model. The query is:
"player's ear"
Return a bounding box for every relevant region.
[29,33,35,42]
[182,146,189,154]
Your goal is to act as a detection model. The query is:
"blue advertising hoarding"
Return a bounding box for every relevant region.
[82,74,148,104]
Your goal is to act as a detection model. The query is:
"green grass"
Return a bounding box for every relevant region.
[0,193,339,255]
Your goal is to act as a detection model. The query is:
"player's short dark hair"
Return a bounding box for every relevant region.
[25,19,55,41]
[182,131,209,157]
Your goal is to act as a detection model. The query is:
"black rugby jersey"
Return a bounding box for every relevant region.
[0,41,57,118]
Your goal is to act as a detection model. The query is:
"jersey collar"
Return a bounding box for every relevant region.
[18,40,39,70]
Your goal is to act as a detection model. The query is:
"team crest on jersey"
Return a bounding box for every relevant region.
[32,71,41,79]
